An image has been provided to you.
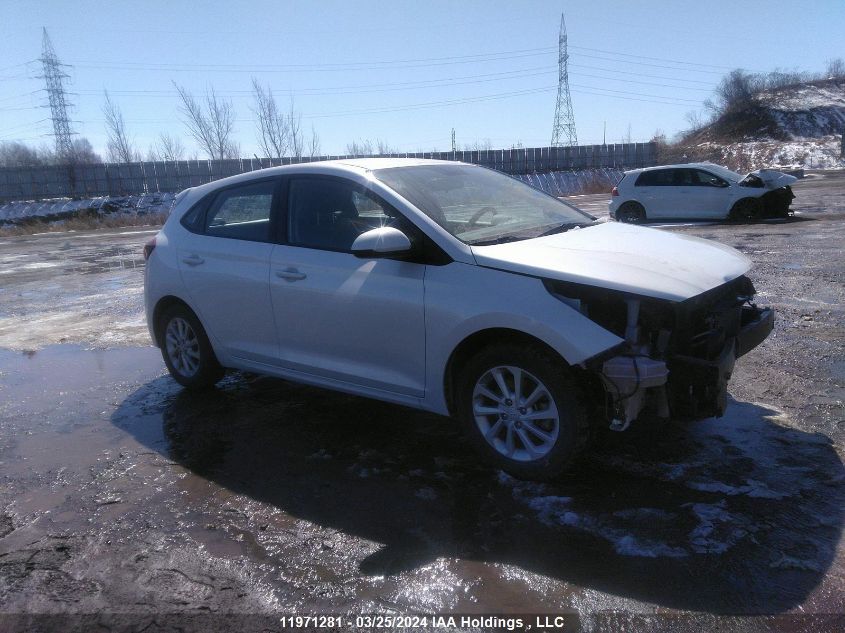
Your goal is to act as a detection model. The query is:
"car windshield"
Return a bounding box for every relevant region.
[372,164,594,245]
[700,164,742,182]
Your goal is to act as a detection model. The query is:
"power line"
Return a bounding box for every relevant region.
[0,60,35,73]
[568,62,716,85]
[569,83,700,104]
[65,64,714,101]
[76,79,700,129]
[569,51,729,75]
[69,47,559,73]
[568,44,762,72]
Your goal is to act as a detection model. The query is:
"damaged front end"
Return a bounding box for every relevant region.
[739,169,798,218]
[546,276,774,430]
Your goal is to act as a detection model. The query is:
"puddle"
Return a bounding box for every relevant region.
[1,344,844,619]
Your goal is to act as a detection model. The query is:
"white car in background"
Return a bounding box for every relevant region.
[144,159,773,480]
[609,163,797,223]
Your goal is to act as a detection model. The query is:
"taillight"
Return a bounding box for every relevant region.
[143,236,156,261]
[611,186,619,197]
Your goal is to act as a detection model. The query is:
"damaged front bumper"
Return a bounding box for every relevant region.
[598,302,774,428]
[667,305,773,419]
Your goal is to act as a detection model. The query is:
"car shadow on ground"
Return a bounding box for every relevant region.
[112,372,844,614]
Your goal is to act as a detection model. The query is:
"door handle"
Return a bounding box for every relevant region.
[181,254,205,266]
[276,268,307,282]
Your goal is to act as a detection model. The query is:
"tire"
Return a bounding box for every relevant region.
[456,344,590,481]
[616,201,646,224]
[158,304,224,389]
[729,197,761,222]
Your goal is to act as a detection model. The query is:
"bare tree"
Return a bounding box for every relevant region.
[346,139,374,156]
[375,139,396,154]
[103,90,138,163]
[827,58,845,79]
[288,98,304,159]
[684,110,704,132]
[37,138,100,165]
[151,132,186,161]
[462,138,493,151]
[0,141,43,167]
[251,78,289,159]
[63,138,101,164]
[707,69,760,117]
[174,83,238,160]
[307,125,321,158]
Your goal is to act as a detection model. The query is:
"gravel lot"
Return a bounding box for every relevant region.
[1,171,843,632]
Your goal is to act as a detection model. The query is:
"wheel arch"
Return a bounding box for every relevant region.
[730,196,762,220]
[443,328,569,418]
[151,295,198,348]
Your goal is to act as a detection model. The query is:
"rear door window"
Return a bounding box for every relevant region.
[636,169,674,186]
[672,169,695,186]
[204,180,276,243]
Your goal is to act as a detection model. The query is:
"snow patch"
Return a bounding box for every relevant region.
[686,501,750,555]
[0,192,177,226]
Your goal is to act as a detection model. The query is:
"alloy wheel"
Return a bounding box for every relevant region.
[471,365,560,462]
[165,317,201,378]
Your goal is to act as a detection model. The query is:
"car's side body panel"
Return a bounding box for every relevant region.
[176,231,278,364]
[422,262,624,415]
[269,245,427,398]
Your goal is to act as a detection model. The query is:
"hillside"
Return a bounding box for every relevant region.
[671,79,845,172]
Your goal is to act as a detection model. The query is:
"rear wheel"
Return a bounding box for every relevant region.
[159,304,224,389]
[457,344,590,480]
[729,197,761,222]
[616,201,646,224]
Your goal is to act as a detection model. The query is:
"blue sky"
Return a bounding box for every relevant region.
[2,0,843,158]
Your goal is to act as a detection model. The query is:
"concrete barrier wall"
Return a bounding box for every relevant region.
[0,142,656,203]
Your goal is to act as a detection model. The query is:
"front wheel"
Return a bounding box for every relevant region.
[457,345,590,480]
[159,304,224,389]
[729,197,762,222]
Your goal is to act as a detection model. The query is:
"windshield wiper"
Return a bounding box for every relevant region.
[468,234,525,246]
[469,221,596,246]
[537,220,598,237]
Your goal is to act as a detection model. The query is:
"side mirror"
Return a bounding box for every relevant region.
[351,226,413,258]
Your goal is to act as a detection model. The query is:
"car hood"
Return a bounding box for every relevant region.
[747,169,798,189]
[470,222,751,301]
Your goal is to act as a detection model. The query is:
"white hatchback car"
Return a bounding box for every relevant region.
[609,163,797,223]
[144,159,773,480]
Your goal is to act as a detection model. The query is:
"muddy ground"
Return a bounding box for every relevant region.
[1,172,844,632]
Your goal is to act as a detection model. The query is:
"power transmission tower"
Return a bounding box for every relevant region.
[550,13,577,147]
[39,28,76,164]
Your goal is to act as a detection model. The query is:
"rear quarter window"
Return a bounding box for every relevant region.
[635,169,674,186]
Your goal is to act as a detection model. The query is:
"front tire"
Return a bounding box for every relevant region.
[456,344,590,480]
[729,197,761,222]
[159,304,224,389]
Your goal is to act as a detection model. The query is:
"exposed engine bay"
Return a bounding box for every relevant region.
[547,276,775,430]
